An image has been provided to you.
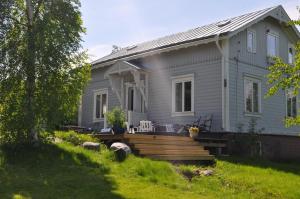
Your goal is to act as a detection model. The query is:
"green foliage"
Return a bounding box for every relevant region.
[0,0,91,144]
[55,131,97,145]
[105,107,126,128]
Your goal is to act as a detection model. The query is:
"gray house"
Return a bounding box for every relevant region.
[79,5,300,135]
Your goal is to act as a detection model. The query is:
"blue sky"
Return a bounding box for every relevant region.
[80,0,300,61]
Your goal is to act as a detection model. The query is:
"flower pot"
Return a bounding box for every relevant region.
[113,125,126,134]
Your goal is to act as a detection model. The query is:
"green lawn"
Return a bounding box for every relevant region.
[0,142,299,199]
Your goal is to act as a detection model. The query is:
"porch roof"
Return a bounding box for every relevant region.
[104,60,146,78]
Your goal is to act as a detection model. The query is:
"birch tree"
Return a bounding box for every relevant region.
[0,0,90,144]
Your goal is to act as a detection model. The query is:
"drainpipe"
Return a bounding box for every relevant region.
[215,33,229,132]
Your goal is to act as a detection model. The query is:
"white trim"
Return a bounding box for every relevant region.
[171,74,194,117]
[222,39,230,131]
[247,29,256,53]
[216,37,230,131]
[93,88,108,123]
[243,76,262,115]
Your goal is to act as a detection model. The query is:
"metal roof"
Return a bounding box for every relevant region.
[92,5,298,67]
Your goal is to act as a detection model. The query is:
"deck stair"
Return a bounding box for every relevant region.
[123,134,214,161]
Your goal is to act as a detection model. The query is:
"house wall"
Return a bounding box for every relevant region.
[81,66,120,130]
[228,17,300,135]
[140,43,223,131]
[82,43,223,131]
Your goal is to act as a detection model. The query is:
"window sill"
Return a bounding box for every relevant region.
[172,111,194,117]
[244,112,262,118]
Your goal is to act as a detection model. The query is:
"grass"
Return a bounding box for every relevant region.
[0,142,299,199]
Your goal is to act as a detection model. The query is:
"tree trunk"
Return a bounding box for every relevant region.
[25,0,38,144]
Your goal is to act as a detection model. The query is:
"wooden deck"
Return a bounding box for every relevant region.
[93,133,214,161]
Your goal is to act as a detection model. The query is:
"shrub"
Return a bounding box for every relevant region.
[105,107,126,128]
[55,131,97,145]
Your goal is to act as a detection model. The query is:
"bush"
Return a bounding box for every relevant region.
[105,107,126,128]
[55,131,97,145]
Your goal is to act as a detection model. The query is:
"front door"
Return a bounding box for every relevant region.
[126,85,134,111]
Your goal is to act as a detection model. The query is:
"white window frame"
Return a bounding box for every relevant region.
[171,74,194,117]
[244,76,261,116]
[93,88,108,122]
[247,29,256,53]
[288,43,294,64]
[286,89,298,118]
[267,30,279,57]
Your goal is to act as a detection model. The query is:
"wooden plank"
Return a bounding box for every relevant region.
[128,139,202,146]
[148,155,214,161]
[133,144,204,150]
[124,134,192,141]
[138,149,210,155]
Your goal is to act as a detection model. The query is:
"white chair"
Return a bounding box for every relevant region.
[165,124,174,133]
[137,120,154,132]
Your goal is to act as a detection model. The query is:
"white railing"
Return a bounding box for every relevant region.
[127,111,147,126]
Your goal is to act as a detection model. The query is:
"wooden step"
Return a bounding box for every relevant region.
[127,139,201,146]
[124,134,191,141]
[138,149,210,156]
[133,144,205,150]
[148,155,214,161]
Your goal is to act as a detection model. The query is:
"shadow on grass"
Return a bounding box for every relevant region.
[218,155,300,176]
[0,143,123,199]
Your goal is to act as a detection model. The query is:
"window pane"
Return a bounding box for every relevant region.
[247,32,253,52]
[96,95,101,119]
[288,47,293,64]
[253,82,259,112]
[245,80,253,112]
[175,83,182,112]
[287,97,292,117]
[101,94,107,118]
[184,81,192,111]
[292,96,297,117]
[267,34,276,56]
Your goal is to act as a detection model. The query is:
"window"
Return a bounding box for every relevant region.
[172,74,194,116]
[267,31,279,57]
[244,77,261,114]
[93,89,108,121]
[247,29,256,53]
[288,43,294,64]
[286,90,297,118]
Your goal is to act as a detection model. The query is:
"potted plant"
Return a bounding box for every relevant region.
[189,126,200,138]
[105,107,126,134]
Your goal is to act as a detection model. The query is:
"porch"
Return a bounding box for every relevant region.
[105,60,149,127]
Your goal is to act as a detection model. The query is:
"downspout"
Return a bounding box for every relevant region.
[215,33,229,131]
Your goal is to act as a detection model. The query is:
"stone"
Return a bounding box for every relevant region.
[110,142,131,161]
[200,169,214,176]
[82,142,100,151]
